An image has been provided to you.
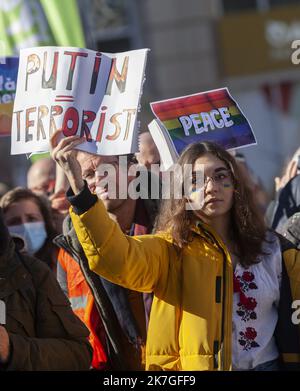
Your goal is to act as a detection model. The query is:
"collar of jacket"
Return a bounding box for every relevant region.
[191,220,231,257]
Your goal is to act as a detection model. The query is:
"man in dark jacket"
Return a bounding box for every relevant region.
[266,174,300,233]
[281,212,300,249]
[266,152,300,232]
[0,208,92,370]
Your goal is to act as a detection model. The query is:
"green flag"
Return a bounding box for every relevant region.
[0,0,86,161]
[0,0,85,56]
[0,0,54,56]
[40,0,85,47]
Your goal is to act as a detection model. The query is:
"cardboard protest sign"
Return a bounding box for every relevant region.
[150,88,256,157]
[0,57,19,137]
[11,47,148,155]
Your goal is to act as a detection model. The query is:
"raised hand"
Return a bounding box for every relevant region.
[50,130,85,194]
[275,158,298,192]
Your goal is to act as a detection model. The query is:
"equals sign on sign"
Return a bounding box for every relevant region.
[55,95,74,102]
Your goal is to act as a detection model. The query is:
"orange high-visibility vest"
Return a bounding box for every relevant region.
[84,291,107,368]
[57,248,90,322]
[57,248,107,368]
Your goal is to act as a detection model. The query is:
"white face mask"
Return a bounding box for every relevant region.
[8,221,47,255]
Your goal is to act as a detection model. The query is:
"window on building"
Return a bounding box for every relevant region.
[97,37,131,52]
[223,0,300,13]
[82,0,141,52]
[222,0,257,13]
[270,0,300,6]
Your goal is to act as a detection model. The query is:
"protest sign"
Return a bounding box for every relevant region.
[149,88,256,169]
[11,46,148,155]
[0,57,18,137]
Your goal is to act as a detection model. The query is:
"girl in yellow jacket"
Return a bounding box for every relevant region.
[51,132,300,371]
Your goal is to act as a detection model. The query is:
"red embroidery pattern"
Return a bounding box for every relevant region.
[236,271,258,292]
[234,271,260,350]
[237,296,257,322]
[239,327,260,351]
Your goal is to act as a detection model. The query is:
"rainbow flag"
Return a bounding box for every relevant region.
[0,57,19,137]
[150,88,256,155]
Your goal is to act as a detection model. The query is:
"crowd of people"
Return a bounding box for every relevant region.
[0,128,300,371]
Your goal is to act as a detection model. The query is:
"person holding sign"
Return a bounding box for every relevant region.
[51,132,300,371]
[52,135,160,370]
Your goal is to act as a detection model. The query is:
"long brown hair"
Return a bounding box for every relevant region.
[0,187,58,269]
[155,142,267,267]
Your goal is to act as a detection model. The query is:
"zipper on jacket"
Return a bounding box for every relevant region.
[213,340,219,369]
[205,229,227,370]
[208,237,226,370]
[215,276,222,303]
[196,225,230,370]
[219,247,227,371]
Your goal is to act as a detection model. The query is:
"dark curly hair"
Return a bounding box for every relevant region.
[155,141,267,267]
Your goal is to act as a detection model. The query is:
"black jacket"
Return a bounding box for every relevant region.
[276,233,300,370]
[0,209,92,371]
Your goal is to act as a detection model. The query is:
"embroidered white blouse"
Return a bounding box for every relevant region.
[232,230,282,370]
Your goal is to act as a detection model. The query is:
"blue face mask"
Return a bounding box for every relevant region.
[8,221,47,255]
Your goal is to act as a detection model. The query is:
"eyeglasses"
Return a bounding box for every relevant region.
[192,169,233,191]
